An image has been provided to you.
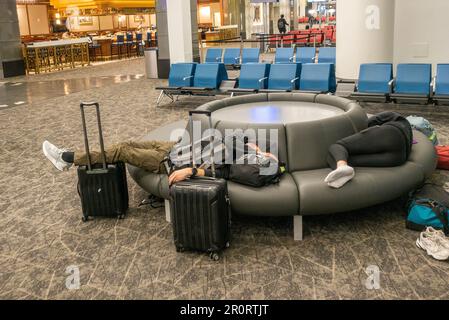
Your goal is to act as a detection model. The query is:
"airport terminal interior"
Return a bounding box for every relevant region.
[1,0,449,300]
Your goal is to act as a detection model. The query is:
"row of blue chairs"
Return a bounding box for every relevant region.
[230,63,336,95]
[155,62,337,105]
[349,63,449,104]
[274,47,336,64]
[205,48,260,65]
[204,47,336,66]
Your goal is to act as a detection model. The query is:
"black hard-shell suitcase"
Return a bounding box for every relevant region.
[77,102,129,222]
[170,110,231,261]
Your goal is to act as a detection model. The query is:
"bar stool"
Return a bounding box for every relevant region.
[125,33,135,58]
[146,32,152,48]
[135,33,143,56]
[111,34,125,60]
[88,36,102,61]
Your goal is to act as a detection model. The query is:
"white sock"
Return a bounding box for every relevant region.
[325,165,355,189]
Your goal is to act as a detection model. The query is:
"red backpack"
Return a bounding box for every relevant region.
[436,146,449,170]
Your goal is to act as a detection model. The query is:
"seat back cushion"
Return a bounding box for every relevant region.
[318,47,336,64]
[241,48,260,63]
[286,95,367,171]
[223,48,241,64]
[299,63,336,92]
[194,63,228,89]
[435,64,449,95]
[297,47,315,64]
[168,63,196,87]
[268,63,301,90]
[205,48,223,63]
[275,48,294,63]
[239,63,270,89]
[357,63,393,94]
[395,63,431,95]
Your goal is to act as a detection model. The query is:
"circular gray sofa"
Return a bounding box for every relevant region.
[128,93,437,239]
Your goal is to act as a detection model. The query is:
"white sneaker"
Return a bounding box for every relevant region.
[416,227,449,261]
[42,140,72,172]
[425,227,449,250]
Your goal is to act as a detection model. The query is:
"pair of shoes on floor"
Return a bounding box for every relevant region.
[42,140,72,172]
[416,227,449,261]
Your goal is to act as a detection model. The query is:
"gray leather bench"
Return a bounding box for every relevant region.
[128,93,437,240]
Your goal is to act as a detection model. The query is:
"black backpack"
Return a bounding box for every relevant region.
[229,153,286,188]
[278,19,285,30]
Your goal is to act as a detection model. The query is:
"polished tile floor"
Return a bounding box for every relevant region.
[1,58,449,300]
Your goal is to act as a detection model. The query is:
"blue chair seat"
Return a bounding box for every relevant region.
[350,63,393,102]
[229,63,271,95]
[317,47,336,64]
[274,48,295,64]
[223,48,241,65]
[263,63,301,91]
[193,63,228,89]
[241,48,260,64]
[165,63,197,87]
[433,64,449,105]
[298,63,336,93]
[296,47,316,64]
[390,63,432,104]
[205,48,223,63]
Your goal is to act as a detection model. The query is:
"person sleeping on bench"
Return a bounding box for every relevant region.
[42,136,281,186]
[325,111,413,188]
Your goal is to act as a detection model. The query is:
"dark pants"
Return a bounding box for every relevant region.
[279,28,286,34]
[327,124,408,170]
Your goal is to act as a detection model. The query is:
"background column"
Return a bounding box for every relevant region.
[156,0,200,78]
[0,0,25,79]
[299,0,307,18]
[166,0,199,64]
[336,0,395,79]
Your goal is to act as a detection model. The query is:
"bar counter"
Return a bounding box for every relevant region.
[23,38,90,74]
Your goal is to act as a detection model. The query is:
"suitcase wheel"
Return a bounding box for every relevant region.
[209,252,220,261]
[118,214,125,220]
[225,242,230,248]
[176,247,185,253]
[81,216,89,222]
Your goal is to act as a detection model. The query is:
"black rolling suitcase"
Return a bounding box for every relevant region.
[77,102,129,222]
[170,110,231,261]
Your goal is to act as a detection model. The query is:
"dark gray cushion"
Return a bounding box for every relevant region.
[293,161,425,215]
[227,173,299,216]
[285,114,358,171]
[408,130,438,178]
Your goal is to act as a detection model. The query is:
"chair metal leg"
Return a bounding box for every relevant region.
[156,90,165,106]
[165,200,171,223]
[294,215,303,241]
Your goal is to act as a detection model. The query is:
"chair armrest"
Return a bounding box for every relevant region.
[290,77,300,89]
[431,76,436,93]
[234,57,240,63]
[289,56,294,62]
[258,77,268,89]
[182,75,194,81]
[388,78,395,93]
[215,57,221,62]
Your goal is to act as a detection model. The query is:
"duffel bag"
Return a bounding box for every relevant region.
[407,184,449,235]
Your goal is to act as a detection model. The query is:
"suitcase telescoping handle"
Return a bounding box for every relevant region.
[80,102,107,172]
[188,110,215,178]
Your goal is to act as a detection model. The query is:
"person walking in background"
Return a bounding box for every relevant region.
[277,14,289,34]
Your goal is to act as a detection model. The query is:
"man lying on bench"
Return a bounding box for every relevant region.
[42,134,284,187]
